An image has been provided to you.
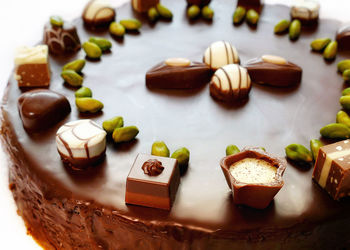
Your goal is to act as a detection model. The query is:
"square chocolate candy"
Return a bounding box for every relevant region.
[125,154,180,210]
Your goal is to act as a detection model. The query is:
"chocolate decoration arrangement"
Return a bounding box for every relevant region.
[2,0,350,249]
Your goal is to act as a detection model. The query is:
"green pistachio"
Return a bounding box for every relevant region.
[187,5,200,19]
[342,87,350,96]
[112,126,139,143]
[274,19,290,34]
[337,60,350,73]
[285,144,313,163]
[320,123,350,139]
[151,141,170,157]
[82,42,102,59]
[340,95,350,110]
[62,59,86,73]
[246,9,259,25]
[233,6,246,24]
[75,98,104,113]
[119,19,142,31]
[156,4,173,19]
[289,20,301,40]
[343,69,350,82]
[226,145,240,156]
[109,22,125,37]
[310,38,331,51]
[202,6,214,20]
[323,41,338,60]
[310,139,324,161]
[336,110,350,127]
[148,7,160,22]
[89,37,112,52]
[171,147,190,167]
[102,116,124,134]
[75,87,92,98]
[50,16,64,27]
[61,70,83,87]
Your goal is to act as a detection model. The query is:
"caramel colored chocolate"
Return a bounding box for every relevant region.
[15,64,51,88]
[18,89,71,131]
[126,154,180,210]
[244,56,302,87]
[146,60,211,89]
[220,147,286,209]
[313,140,350,200]
[187,0,211,7]
[336,25,350,51]
[142,159,164,176]
[132,0,159,13]
[43,22,81,55]
[82,0,116,29]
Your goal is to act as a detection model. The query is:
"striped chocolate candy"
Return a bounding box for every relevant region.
[82,0,116,28]
[210,64,252,102]
[203,41,240,71]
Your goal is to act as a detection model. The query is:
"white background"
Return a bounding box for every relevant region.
[0,0,349,249]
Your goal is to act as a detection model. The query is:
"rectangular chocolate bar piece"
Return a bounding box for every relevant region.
[125,154,180,210]
[313,140,350,200]
[14,45,50,88]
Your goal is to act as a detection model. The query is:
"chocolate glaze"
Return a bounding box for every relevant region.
[2,0,350,249]
[142,159,164,176]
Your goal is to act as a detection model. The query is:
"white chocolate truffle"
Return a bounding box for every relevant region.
[291,0,320,21]
[203,41,240,70]
[83,0,115,26]
[14,45,48,65]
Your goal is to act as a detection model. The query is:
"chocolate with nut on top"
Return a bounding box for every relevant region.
[220,147,286,209]
[244,55,302,87]
[336,25,350,51]
[82,0,116,29]
[146,58,211,89]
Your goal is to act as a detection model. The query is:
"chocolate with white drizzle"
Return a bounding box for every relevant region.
[56,119,107,170]
[82,0,116,29]
[290,0,320,24]
[203,41,240,71]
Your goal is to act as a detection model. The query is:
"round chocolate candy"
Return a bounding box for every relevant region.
[82,0,116,29]
[203,41,240,71]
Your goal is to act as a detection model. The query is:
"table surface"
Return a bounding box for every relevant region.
[0,0,349,249]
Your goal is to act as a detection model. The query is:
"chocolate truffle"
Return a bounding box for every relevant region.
[56,119,107,170]
[210,64,251,102]
[14,45,50,88]
[18,89,71,131]
[244,55,302,87]
[82,0,116,29]
[125,154,180,210]
[186,0,211,7]
[220,147,286,209]
[313,139,350,200]
[146,58,211,89]
[290,0,320,24]
[43,22,81,55]
[203,41,240,71]
[132,0,159,13]
[336,25,350,51]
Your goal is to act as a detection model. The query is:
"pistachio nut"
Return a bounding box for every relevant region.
[89,37,112,52]
[310,139,324,161]
[233,6,246,24]
[310,38,331,52]
[82,42,102,59]
[336,110,350,127]
[340,95,350,110]
[337,60,350,73]
[112,126,139,143]
[320,123,350,139]
[75,87,92,98]
[156,4,173,19]
[151,141,170,157]
[62,59,86,73]
[109,22,125,37]
[202,6,214,20]
[171,147,190,167]
[61,69,83,87]
[226,144,240,156]
[102,116,124,134]
[50,16,64,27]
[285,144,313,163]
[148,7,159,22]
[289,20,301,40]
[75,98,104,113]
[343,69,350,82]
[323,41,337,60]
[274,19,290,34]
[187,5,200,19]
[120,19,142,31]
[246,9,259,25]
[342,87,350,96]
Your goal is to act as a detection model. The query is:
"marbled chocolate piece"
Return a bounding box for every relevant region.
[132,0,159,13]
[43,22,81,55]
[125,154,180,210]
[290,0,320,24]
[244,55,302,87]
[313,140,350,200]
[210,64,251,102]
[220,147,286,209]
[56,119,107,170]
[146,58,211,89]
[82,0,116,29]
[336,25,350,51]
[14,45,50,88]
[186,0,211,7]
[203,41,240,71]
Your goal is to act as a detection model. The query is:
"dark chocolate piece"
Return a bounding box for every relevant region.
[313,140,350,200]
[186,0,211,7]
[220,147,286,209]
[146,58,211,89]
[244,55,302,87]
[142,159,164,176]
[18,89,71,131]
[82,0,116,29]
[43,22,81,55]
[126,154,180,210]
[132,0,159,13]
[336,25,350,51]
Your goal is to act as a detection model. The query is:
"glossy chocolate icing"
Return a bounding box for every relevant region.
[2,0,350,249]
[142,159,164,176]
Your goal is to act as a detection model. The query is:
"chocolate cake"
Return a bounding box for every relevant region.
[1,0,350,249]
